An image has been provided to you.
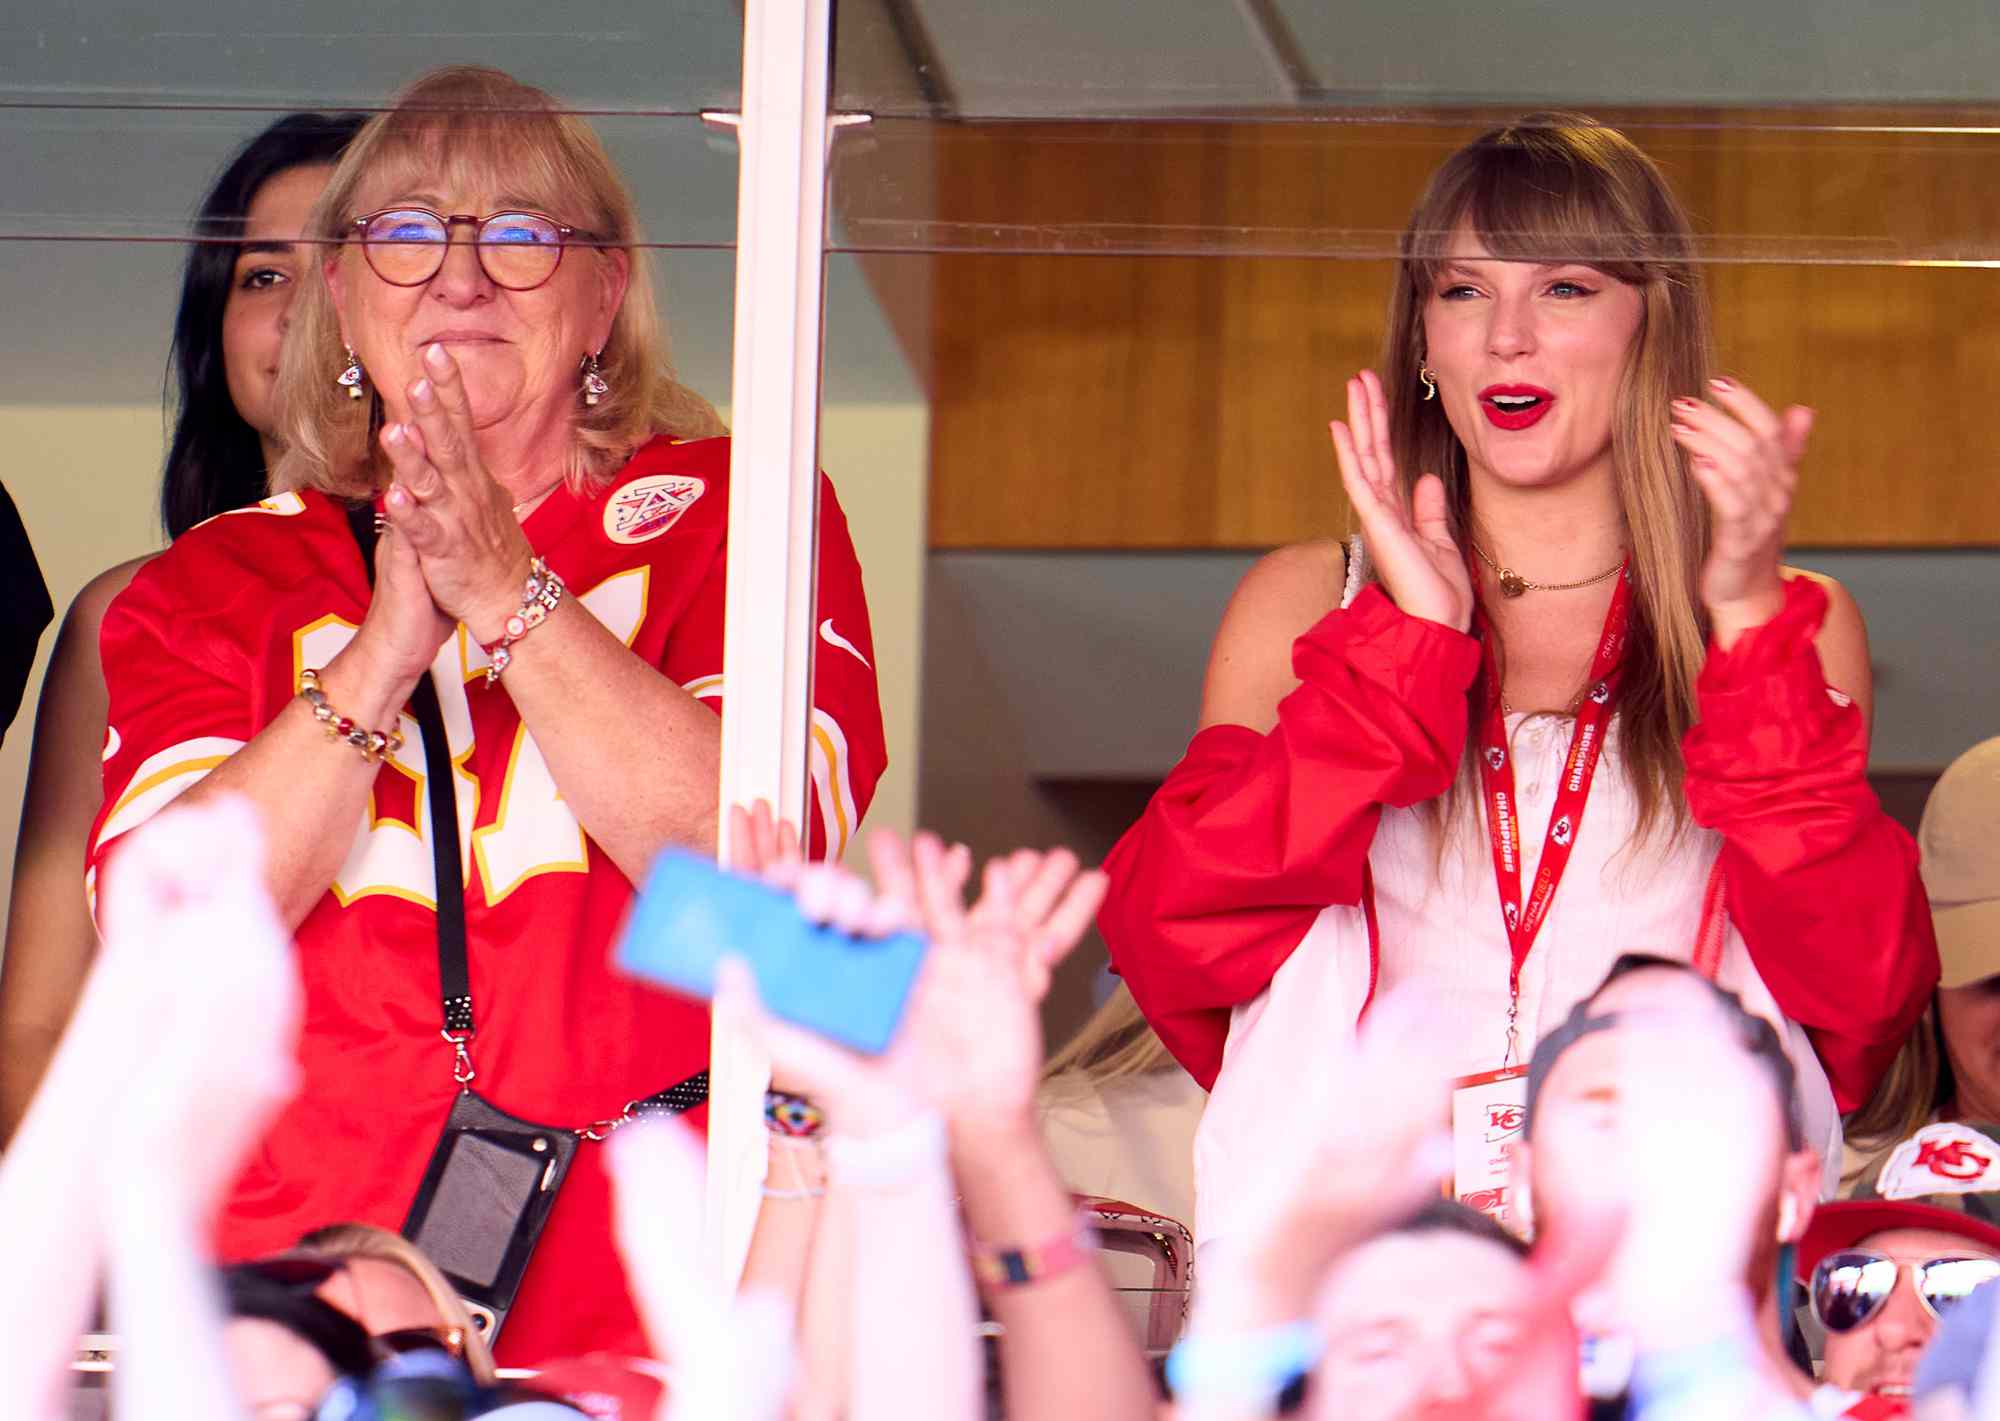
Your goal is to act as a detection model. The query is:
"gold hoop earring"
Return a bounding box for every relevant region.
[1419,365,1438,402]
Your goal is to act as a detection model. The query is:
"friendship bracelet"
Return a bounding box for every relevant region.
[969,1213,1097,1289]
[298,668,405,764]
[480,556,565,686]
[764,1089,825,1139]
[760,1185,827,1202]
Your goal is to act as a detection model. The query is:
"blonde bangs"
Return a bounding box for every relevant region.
[1401,118,1692,292]
[351,103,620,240]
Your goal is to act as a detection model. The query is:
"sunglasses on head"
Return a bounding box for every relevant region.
[1809,1249,2000,1333]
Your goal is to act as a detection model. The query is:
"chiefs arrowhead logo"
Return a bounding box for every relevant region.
[605,474,705,545]
[1916,1139,1992,1182]
[1551,815,1574,848]
[1485,1104,1525,1142]
[1878,1122,2000,1198]
[1589,681,1611,704]
[1485,747,1506,772]
[1503,901,1520,931]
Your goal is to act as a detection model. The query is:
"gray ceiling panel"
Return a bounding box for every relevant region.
[839,0,1287,116]
[0,1,742,109]
[1276,0,2000,106]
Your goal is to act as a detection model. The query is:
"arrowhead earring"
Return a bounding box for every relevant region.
[337,346,365,400]
[1419,364,1438,401]
[581,351,610,407]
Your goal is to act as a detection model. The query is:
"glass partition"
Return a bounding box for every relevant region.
[12,1,757,1382]
[821,0,2000,1356]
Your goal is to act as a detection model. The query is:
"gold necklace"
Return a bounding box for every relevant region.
[1470,541,1625,599]
[511,478,564,517]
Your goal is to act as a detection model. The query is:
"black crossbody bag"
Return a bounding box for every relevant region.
[343,504,707,1340]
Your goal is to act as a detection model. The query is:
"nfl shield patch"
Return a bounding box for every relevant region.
[605,474,706,544]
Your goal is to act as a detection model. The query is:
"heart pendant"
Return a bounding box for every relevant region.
[1499,570,1528,598]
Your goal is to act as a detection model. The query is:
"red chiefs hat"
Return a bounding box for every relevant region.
[1800,1121,2000,1278]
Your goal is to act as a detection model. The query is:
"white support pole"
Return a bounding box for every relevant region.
[708,0,834,1285]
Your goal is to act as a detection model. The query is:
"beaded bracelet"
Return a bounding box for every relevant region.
[480,556,565,686]
[764,1090,825,1139]
[298,668,405,764]
[969,1212,1097,1289]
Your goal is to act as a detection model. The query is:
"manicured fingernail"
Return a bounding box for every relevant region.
[386,484,410,508]
[411,379,433,408]
[1710,376,1735,391]
[1672,398,1699,412]
[1671,422,1694,436]
[383,423,405,445]
[425,342,450,373]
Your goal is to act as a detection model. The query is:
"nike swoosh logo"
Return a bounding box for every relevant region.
[819,619,871,669]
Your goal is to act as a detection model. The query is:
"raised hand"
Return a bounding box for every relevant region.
[964,846,1105,1006]
[1671,375,1812,641]
[727,799,806,890]
[377,341,540,643]
[1329,369,1475,632]
[717,831,1105,1138]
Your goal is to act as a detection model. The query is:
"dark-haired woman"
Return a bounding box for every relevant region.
[1099,114,1936,1247]
[0,112,362,1138]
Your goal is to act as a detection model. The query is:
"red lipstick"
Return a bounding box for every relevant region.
[1479,384,1555,431]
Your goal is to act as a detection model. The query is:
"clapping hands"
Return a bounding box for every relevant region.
[1671,375,1813,644]
[1329,370,1476,632]
[717,813,1107,1141]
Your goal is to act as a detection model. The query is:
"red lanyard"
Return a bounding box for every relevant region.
[1475,563,1633,1065]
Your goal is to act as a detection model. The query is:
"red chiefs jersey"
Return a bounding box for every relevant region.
[88,436,886,1364]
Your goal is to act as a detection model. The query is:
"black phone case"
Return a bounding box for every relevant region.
[401,1088,578,1341]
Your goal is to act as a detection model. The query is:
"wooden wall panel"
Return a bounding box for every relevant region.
[839,112,2000,548]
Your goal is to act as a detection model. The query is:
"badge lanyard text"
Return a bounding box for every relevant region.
[1475,563,1634,1068]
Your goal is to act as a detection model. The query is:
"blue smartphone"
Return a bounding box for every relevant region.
[615,850,929,1055]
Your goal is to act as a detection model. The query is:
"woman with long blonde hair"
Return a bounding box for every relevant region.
[1099,114,1936,1246]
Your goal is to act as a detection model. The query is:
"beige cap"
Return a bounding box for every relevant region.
[1923,737,2000,989]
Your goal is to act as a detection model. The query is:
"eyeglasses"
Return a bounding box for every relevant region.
[1810,1249,2000,1333]
[351,207,582,292]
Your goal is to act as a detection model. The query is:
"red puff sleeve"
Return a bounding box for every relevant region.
[1683,576,1939,1113]
[1099,586,1483,1086]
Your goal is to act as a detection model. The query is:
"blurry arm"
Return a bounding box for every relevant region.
[101,1182,247,1421]
[0,954,120,1421]
[831,1114,983,1421]
[94,798,297,1421]
[953,1118,1157,1421]
[0,559,146,1140]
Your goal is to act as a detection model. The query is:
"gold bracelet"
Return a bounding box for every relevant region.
[298,668,405,764]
